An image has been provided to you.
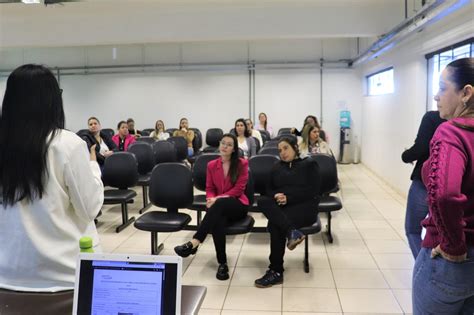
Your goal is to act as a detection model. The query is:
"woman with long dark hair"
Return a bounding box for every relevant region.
[291,115,327,141]
[174,133,249,280]
[112,120,136,151]
[255,136,320,288]
[0,65,104,291]
[412,58,474,314]
[234,118,257,158]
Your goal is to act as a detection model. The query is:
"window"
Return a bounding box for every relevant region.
[426,38,474,110]
[367,68,394,96]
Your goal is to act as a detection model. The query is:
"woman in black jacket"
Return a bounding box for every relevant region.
[255,136,321,288]
[80,117,117,167]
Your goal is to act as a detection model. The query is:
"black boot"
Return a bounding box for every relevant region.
[216,263,229,280]
[174,241,198,258]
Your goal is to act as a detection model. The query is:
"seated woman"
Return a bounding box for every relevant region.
[245,118,263,147]
[149,119,170,141]
[112,120,136,151]
[0,64,104,291]
[299,124,333,158]
[256,112,274,138]
[234,118,257,158]
[81,117,117,167]
[173,117,195,157]
[126,118,141,139]
[255,136,320,288]
[174,134,249,280]
[291,115,327,142]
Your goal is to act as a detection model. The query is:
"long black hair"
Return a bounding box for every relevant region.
[0,64,65,206]
[221,133,241,184]
[234,118,251,137]
[446,58,474,130]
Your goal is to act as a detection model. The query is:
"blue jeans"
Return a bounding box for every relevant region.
[405,179,429,258]
[413,247,474,314]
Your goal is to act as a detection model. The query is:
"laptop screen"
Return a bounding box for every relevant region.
[75,257,179,315]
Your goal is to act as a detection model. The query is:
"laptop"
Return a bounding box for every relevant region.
[73,253,182,315]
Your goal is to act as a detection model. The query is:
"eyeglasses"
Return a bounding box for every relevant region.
[220,141,234,148]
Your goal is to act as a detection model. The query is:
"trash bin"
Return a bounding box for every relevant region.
[339,127,353,164]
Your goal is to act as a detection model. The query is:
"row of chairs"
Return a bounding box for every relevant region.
[101,146,342,272]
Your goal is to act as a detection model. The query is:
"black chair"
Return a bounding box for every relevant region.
[136,136,155,145]
[190,128,203,151]
[274,134,297,142]
[300,215,322,273]
[168,136,188,162]
[134,163,194,254]
[142,128,155,134]
[166,128,178,136]
[262,140,279,148]
[203,128,223,153]
[128,142,155,214]
[259,130,270,143]
[102,152,138,233]
[258,147,280,156]
[224,170,255,235]
[102,128,115,138]
[253,136,261,154]
[141,130,151,137]
[311,154,342,243]
[152,141,177,164]
[277,128,292,136]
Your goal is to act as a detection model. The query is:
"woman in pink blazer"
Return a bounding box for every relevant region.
[175,133,249,281]
[112,120,136,151]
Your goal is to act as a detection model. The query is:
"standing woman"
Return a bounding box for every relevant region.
[401,110,444,258]
[412,58,474,314]
[255,137,320,288]
[256,112,274,138]
[174,134,249,280]
[234,118,257,158]
[0,64,104,291]
[81,117,117,168]
[149,119,170,141]
[112,120,136,151]
[173,117,195,157]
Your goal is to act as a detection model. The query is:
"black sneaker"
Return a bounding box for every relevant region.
[287,229,305,250]
[254,269,283,288]
[216,263,229,280]
[174,241,198,258]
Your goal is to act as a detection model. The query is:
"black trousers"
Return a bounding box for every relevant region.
[258,196,317,273]
[193,197,247,264]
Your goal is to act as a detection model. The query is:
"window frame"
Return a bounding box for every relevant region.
[366,66,395,96]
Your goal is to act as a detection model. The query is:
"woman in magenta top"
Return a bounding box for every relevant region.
[174,133,249,281]
[412,57,474,314]
[112,120,136,151]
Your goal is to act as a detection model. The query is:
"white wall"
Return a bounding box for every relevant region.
[360,3,474,195]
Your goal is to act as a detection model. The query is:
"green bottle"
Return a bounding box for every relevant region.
[79,236,94,253]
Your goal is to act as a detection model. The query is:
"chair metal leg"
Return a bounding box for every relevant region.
[326,211,333,243]
[304,236,310,273]
[197,210,202,226]
[115,202,136,233]
[151,231,164,255]
[139,186,152,214]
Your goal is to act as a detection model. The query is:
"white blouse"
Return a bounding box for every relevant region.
[0,130,104,292]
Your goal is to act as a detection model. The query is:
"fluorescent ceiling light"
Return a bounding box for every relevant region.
[22,0,40,4]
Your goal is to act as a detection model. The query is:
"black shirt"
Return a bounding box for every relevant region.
[401,111,445,181]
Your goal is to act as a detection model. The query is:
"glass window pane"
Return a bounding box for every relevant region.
[367,68,394,96]
[453,44,470,59]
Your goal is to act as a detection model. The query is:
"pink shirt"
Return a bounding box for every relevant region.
[111,134,136,151]
[422,118,474,256]
[206,157,249,206]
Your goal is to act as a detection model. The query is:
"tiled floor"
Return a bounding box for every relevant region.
[97,163,414,314]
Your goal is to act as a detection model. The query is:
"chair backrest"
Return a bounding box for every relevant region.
[149,163,194,210]
[259,130,270,143]
[166,128,178,136]
[102,152,139,189]
[102,128,115,138]
[76,129,89,138]
[258,146,280,157]
[152,141,177,164]
[190,128,203,151]
[128,142,155,175]
[245,169,255,205]
[252,136,261,153]
[263,140,278,148]
[274,134,297,142]
[140,130,151,137]
[310,154,338,194]
[192,153,220,191]
[249,154,279,195]
[168,136,188,161]
[277,128,292,136]
[142,128,155,134]
[206,128,224,147]
[136,136,155,145]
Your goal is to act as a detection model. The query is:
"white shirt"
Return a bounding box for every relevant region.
[238,138,249,157]
[0,130,104,292]
[99,139,110,155]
